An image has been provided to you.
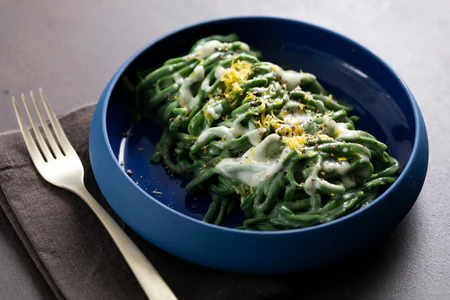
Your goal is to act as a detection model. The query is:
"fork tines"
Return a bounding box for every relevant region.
[12,89,72,163]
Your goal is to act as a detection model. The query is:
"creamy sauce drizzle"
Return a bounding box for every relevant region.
[187,40,250,61]
[323,117,360,140]
[216,134,291,187]
[205,101,223,120]
[270,64,316,89]
[178,65,205,111]
[169,40,367,193]
[322,160,350,175]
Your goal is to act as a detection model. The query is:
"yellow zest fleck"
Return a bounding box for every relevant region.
[253,119,263,128]
[318,133,332,140]
[204,108,215,122]
[334,128,342,136]
[220,59,252,98]
[243,157,253,164]
[255,108,305,138]
[282,135,306,153]
[245,92,257,102]
[317,131,333,141]
[259,98,267,123]
[338,157,347,161]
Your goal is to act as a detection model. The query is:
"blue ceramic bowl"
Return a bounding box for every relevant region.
[89,17,428,273]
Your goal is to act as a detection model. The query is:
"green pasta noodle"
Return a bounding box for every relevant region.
[124,34,400,231]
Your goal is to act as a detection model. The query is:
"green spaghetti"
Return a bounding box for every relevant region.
[124,34,400,231]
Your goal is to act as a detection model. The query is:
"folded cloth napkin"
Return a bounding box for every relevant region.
[0,105,293,300]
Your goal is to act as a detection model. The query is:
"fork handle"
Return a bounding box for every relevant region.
[74,185,177,300]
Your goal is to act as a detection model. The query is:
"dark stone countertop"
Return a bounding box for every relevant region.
[0,0,447,299]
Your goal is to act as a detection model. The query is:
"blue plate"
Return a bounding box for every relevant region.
[89,16,428,273]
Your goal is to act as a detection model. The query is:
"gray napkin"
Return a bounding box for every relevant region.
[0,105,292,300]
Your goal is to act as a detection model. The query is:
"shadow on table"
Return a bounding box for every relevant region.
[120,204,420,300]
[285,205,421,300]
[83,155,421,300]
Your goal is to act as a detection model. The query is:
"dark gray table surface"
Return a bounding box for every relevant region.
[0,0,448,299]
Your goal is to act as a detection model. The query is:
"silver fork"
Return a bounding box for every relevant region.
[12,89,177,300]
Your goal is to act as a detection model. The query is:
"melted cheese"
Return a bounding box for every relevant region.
[215,66,227,78]
[196,119,266,145]
[178,65,204,111]
[322,160,350,175]
[270,64,316,90]
[173,72,183,85]
[201,78,212,93]
[323,117,360,140]
[303,159,349,196]
[341,175,356,188]
[304,161,321,196]
[205,101,223,120]
[197,126,235,143]
[170,49,368,191]
[216,134,291,187]
[187,40,250,61]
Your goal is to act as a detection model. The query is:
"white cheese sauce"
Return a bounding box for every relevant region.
[216,134,291,187]
[167,42,372,193]
[322,160,350,175]
[178,65,205,111]
[270,64,316,90]
[187,40,250,61]
[205,101,223,120]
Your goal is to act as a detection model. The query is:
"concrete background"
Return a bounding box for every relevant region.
[0,0,448,299]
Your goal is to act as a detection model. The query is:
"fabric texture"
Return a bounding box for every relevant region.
[0,105,292,300]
